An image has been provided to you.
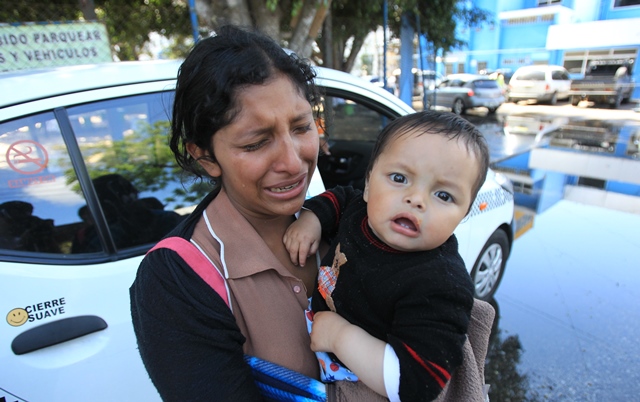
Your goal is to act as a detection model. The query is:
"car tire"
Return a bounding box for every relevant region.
[452,98,465,115]
[548,92,558,105]
[570,96,580,106]
[610,91,623,109]
[470,229,510,301]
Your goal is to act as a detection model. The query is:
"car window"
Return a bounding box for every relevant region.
[515,70,545,80]
[316,94,395,190]
[320,96,387,142]
[0,92,197,260]
[551,70,564,80]
[0,112,84,255]
[65,92,190,253]
[473,79,499,89]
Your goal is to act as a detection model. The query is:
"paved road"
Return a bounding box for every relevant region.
[453,100,640,401]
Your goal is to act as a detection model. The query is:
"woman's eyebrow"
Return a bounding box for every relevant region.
[241,111,313,138]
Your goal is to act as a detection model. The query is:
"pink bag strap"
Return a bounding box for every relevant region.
[148,237,230,308]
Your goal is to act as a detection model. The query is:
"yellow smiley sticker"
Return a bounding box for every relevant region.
[7,308,29,327]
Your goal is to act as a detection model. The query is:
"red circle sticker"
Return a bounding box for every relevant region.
[6,140,50,175]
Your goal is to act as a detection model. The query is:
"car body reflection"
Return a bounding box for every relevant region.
[466,110,640,400]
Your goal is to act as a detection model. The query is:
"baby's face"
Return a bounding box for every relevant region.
[363,131,479,252]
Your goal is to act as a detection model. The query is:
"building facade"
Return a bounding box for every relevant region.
[449,0,640,98]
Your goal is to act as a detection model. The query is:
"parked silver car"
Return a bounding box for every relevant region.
[426,74,506,115]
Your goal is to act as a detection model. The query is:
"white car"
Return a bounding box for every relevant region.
[0,60,514,402]
[508,65,572,105]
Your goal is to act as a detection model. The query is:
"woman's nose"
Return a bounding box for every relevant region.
[273,135,303,173]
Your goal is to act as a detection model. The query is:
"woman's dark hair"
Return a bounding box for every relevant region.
[170,25,320,178]
[365,110,490,209]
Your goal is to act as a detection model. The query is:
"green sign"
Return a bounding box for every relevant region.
[0,22,112,72]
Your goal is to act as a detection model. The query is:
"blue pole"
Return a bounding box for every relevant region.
[188,0,200,43]
[399,13,414,106]
[383,0,389,93]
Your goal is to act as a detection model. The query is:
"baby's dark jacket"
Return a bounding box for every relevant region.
[306,186,474,402]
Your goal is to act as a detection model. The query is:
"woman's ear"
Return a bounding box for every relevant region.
[363,178,369,203]
[186,142,222,177]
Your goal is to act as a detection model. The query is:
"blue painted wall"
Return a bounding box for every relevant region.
[460,0,640,76]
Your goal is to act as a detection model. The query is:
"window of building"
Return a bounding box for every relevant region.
[445,63,454,75]
[614,0,640,8]
[577,177,606,189]
[505,14,555,25]
[538,0,562,6]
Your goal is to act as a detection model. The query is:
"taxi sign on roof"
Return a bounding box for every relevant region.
[0,21,112,72]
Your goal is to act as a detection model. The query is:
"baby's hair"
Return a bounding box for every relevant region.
[366,110,490,204]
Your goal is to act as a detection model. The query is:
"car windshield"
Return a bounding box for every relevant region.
[515,70,545,80]
[473,79,499,88]
[588,63,625,76]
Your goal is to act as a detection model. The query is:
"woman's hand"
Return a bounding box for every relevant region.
[283,210,322,266]
[311,311,388,396]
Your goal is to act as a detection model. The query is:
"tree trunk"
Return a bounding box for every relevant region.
[78,0,97,20]
[196,0,252,31]
[247,0,281,40]
[342,34,365,73]
[321,10,333,68]
[289,0,325,58]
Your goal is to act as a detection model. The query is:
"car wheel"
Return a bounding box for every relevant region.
[452,98,465,115]
[548,92,558,105]
[570,96,580,106]
[610,91,623,109]
[471,229,510,301]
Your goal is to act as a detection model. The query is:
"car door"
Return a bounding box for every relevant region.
[0,84,190,402]
[433,79,456,107]
[552,69,572,99]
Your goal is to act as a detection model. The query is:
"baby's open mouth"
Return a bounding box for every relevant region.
[394,217,417,232]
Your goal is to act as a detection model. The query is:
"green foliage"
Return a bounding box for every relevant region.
[326,0,490,70]
[61,120,208,208]
[0,0,192,61]
[94,0,192,60]
[0,1,81,22]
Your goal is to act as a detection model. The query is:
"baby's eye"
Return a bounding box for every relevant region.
[435,191,453,202]
[389,173,407,183]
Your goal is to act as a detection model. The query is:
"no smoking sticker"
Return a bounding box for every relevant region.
[6,140,49,175]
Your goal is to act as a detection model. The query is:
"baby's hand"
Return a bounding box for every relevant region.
[309,311,350,353]
[283,210,322,266]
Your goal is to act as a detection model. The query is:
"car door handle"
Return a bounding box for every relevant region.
[11,315,108,355]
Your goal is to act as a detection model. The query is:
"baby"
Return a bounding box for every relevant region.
[284,110,490,401]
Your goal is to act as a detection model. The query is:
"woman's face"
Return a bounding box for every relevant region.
[197,74,319,220]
